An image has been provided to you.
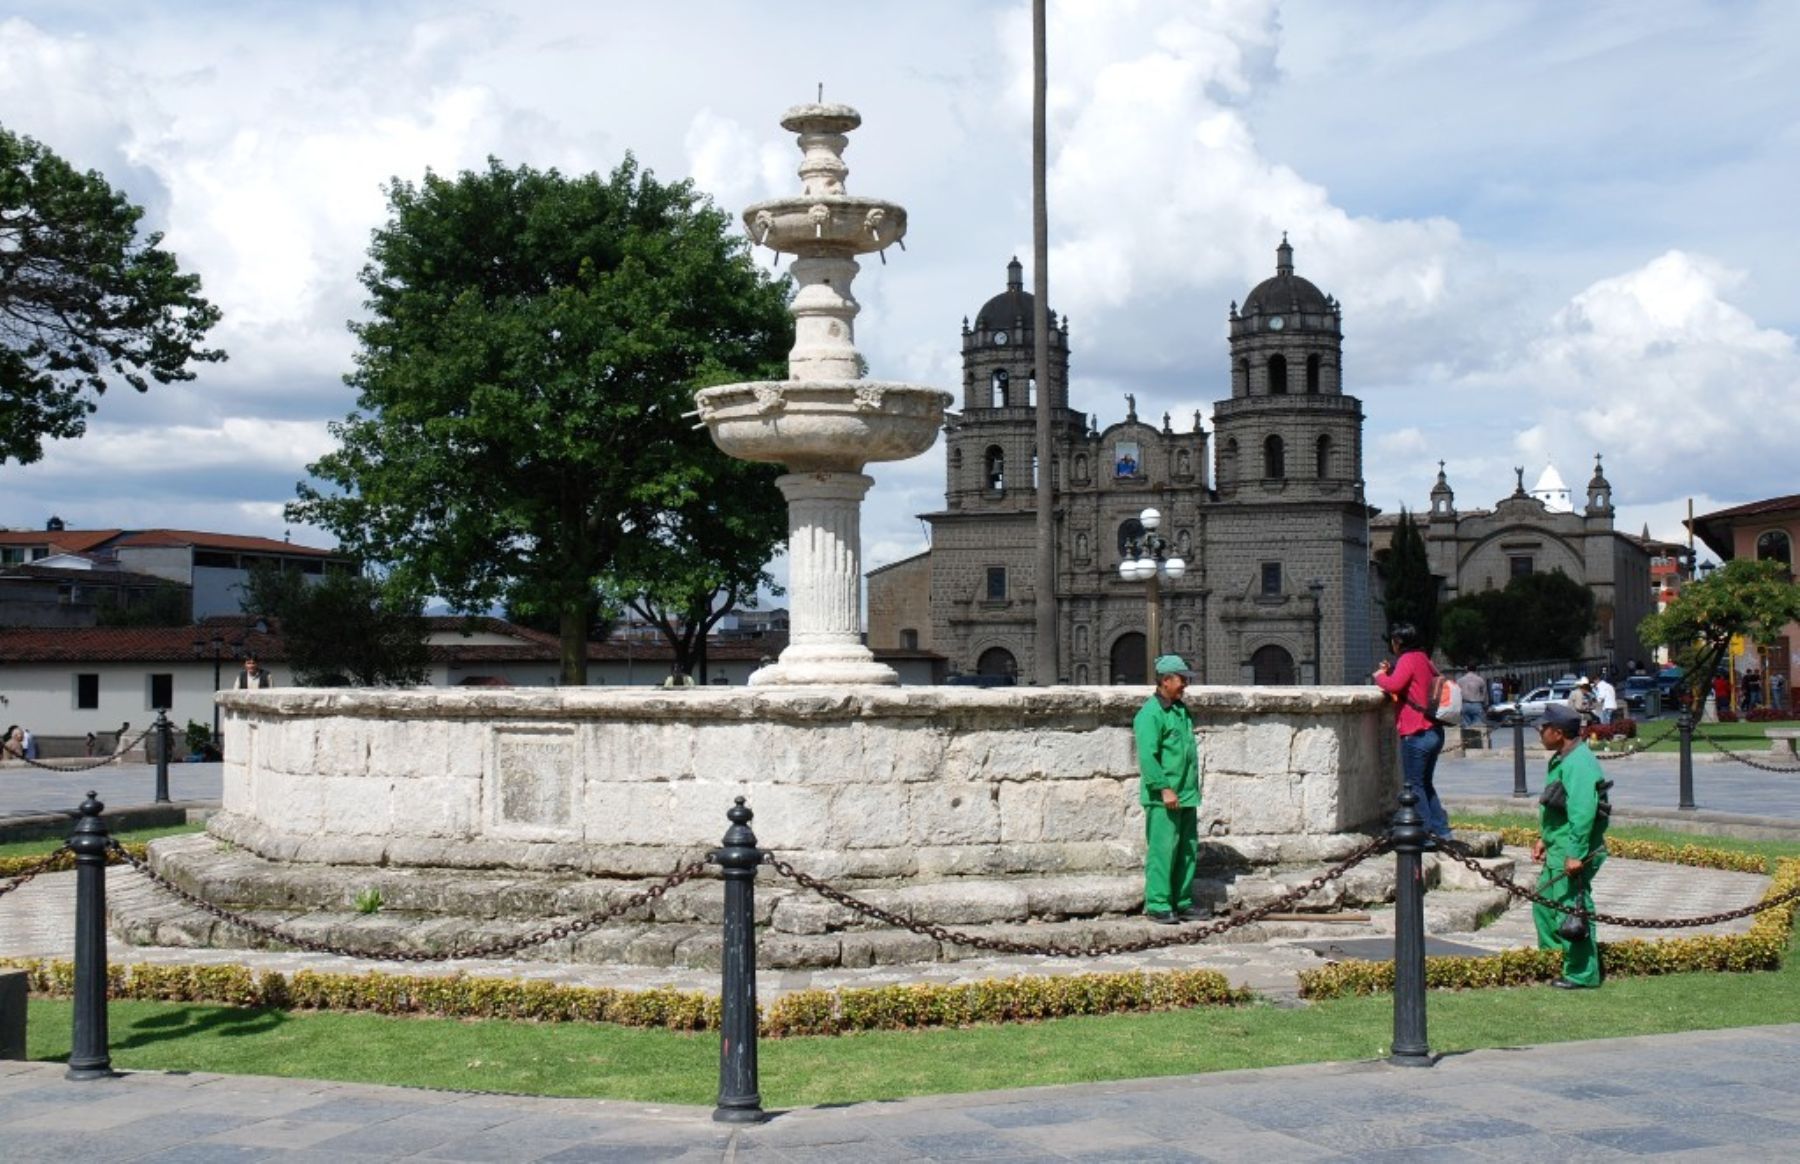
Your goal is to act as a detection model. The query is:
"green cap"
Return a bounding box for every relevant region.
[1153,654,1194,678]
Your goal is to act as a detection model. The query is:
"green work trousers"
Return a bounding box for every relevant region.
[1532,865,1601,987]
[1144,805,1198,914]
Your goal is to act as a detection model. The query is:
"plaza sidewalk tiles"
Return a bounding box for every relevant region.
[4,1024,1800,1160]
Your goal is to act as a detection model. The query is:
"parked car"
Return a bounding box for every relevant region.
[1487,680,1578,724]
[1622,674,1657,714]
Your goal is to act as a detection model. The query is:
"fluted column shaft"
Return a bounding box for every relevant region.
[781,472,871,646]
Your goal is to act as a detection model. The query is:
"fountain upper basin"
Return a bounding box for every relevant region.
[744,195,907,256]
[695,380,950,472]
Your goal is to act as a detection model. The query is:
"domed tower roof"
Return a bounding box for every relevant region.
[1241,234,1333,317]
[975,256,1052,330]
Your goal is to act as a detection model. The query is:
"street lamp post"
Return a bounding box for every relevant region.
[191,634,234,744]
[1119,507,1186,684]
[1307,578,1326,684]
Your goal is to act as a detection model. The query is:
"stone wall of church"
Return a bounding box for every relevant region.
[866,553,932,651]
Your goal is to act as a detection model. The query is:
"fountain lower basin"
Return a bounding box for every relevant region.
[695,380,948,473]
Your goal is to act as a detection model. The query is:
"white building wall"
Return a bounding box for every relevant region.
[0,661,288,740]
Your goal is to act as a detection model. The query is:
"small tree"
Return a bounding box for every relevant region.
[1383,509,1437,650]
[1639,559,1800,707]
[240,563,429,686]
[1436,601,1490,667]
[1502,570,1596,662]
[1,125,224,465]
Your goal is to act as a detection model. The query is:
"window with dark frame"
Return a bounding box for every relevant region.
[149,673,174,710]
[986,567,1007,601]
[1261,562,1282,596]
[1510,555,1534,578]
[76,673,99,709]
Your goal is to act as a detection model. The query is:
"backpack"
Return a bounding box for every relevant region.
[1404,662,1463,725]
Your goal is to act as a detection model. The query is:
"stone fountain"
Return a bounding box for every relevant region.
[118,100,1427,977]
[694,103,950,686]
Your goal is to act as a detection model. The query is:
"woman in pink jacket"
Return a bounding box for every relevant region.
[1373,622,1452,843]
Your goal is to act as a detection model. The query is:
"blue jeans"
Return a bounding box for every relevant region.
[1399,726,1450,837]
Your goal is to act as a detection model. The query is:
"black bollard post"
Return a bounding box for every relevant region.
[154,709,172,804]
[1388,789,1433,1067]
[66,792,114,1080]
[1511,716,1528,798]
[1678,711,1696,810]
[711,797,765,1123]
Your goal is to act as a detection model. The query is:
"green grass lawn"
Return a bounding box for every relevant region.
[1618,717,1800,754]
[26,936,1799,1106]
[0,823,205,861]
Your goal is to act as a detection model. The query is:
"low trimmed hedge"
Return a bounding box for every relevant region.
[1463,825,1770,874]
[0,842,146,878]
[763,970,1250,1037]
[3,958,1249,1037]
[1298,856,1800,999]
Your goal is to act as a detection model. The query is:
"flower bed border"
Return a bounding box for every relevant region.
[1297,831,1798,999]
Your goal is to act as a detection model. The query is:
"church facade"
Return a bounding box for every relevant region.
[1373,460,1656,672]
[867,241,1379,686]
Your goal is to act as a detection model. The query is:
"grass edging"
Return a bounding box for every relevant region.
[1298,852,1800,1000]
[1,958,1249,1038]
[0,842,147,877]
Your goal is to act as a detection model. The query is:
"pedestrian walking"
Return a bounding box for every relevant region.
[1594,674,1618,726]
[1457,665,1488,728]
[1134,655,1201,925]
[1373,623,1454,847]
[1531,703,1610,989]
[1568,677,1595,726]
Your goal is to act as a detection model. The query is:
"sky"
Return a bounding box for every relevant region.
[5,0,1798,600]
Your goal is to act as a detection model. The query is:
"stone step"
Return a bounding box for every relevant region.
[115,832,1508,970]
[143,832,1465,935]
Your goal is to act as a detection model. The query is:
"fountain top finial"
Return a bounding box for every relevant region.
[780,103,862,135]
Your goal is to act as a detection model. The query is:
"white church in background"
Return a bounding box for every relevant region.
[1372,456,1657,672]
[1529,463,1575,513]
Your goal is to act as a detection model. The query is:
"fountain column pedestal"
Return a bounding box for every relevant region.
[751,471,895,686]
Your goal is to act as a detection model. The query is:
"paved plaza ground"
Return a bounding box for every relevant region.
[5,1025,1800,1161]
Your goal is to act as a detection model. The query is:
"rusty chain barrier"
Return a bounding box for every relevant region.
[0,844,71,900]
[762,833,1394,959]
[1592,720,1679,762]
[1444,848,1800,930]
[6,726,158,774]
[1691,724,1800,773]
[109,840,712,962]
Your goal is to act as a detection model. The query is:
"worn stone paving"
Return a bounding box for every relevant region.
[0,841,1768,1002]
[5,1025,1800,1161]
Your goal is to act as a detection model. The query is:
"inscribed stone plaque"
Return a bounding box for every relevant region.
[492,728,576,833]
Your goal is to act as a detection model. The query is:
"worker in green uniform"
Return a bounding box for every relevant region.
[1531,703,1609,988]
[1135,654,1201,924]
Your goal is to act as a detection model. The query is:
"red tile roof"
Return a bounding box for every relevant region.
[0,626,287,663]
[0,529,122,552]
[111,529,343,557]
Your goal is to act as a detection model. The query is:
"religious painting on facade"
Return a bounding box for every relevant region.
[1114,441,1141,479]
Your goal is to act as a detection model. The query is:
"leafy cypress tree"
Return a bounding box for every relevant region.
[1383,508,1438,651]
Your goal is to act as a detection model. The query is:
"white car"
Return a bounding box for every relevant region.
[1487,680,1578,724]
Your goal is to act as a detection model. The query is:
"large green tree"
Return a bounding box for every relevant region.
[607,451,785,682]
[240,563,429,687]
[1640,558,1800,706]
[0,125,223,465]
[1382,509,1437,650]
[290,157,792,682]
[1434,572,1597,665]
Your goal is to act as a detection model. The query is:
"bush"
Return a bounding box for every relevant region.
[0,958,1249,1038]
